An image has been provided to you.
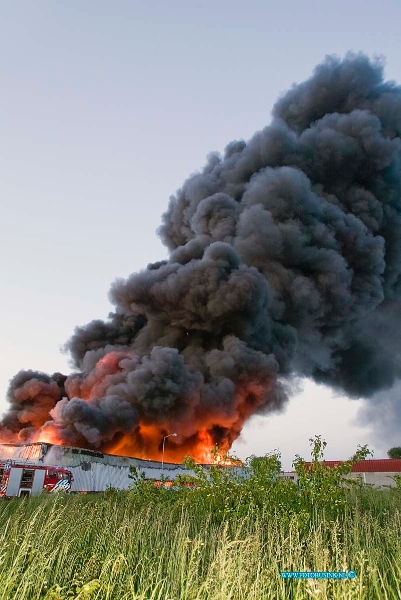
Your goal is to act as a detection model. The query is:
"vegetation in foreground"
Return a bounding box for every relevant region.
[0,437,400,600]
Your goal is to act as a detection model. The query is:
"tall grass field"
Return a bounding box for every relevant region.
[0,438,399,599]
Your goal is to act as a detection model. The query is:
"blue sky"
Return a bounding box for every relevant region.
[1,1,400,468]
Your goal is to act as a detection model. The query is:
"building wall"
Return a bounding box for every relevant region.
[279,471,298,483]
[0,443,198,492]
[345,472,399,488]
[279,470,400,488]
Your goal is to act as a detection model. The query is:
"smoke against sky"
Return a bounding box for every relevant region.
[1,53,401,462]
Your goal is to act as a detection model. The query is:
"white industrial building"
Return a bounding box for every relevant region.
[0,442,195,493]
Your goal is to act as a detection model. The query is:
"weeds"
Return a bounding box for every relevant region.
[0,437,398,599]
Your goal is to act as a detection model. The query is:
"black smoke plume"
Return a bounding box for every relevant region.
[1,53,401,460]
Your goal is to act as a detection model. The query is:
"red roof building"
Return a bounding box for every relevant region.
[281,459,401,488]
[304,459,401,473]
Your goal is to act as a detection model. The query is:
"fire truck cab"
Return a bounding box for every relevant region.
[0,462,73,498]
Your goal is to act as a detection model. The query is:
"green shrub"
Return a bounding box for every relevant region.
[293,435,373,520]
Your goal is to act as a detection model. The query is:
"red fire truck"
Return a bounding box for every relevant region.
[0,461,73,498]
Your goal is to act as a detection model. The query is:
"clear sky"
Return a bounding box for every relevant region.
[1,1,400,469]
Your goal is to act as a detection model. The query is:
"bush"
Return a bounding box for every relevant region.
[293,435,373,519]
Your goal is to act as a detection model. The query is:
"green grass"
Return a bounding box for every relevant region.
[0,437,399,599]
[0,487,399,600]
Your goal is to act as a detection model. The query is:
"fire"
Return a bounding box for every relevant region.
[191,430,216,463]
[0,418,241,465]
[104,427,232,464]
[36,428,65,446]
[0,351,256,465]
[191,430,242,465]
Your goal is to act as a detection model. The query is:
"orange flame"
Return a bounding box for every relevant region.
[1,351,272,466]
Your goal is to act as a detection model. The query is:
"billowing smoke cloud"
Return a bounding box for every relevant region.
[1,52,401,461]
[1,371,66,441]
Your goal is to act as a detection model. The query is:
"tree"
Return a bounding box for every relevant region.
[387,447,401,459]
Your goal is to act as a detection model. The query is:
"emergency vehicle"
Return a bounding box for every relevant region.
[0,461,73,498]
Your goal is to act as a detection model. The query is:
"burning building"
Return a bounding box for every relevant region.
[0,442,197,494]
[1,53,401,462]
